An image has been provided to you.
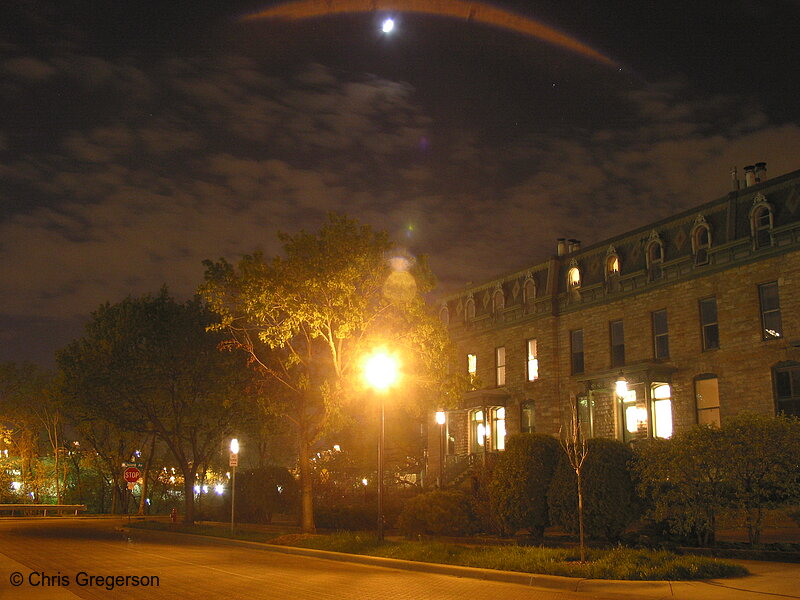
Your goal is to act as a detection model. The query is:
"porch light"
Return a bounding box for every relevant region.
[435,411,446,425]
[615,373,628,397]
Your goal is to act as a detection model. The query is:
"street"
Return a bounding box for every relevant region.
[0,518,611,600]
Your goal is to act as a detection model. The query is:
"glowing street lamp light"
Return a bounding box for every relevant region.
[615,373,628,397]
[363,350,400,541]
[435,411,446,489]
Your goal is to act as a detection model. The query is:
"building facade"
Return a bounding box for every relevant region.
[430,164,800,484]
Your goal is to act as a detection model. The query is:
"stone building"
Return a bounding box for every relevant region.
[430,163,800,485]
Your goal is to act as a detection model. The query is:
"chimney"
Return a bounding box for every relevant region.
[557,238,567,256]
[730,166,740,191]
[744,165,756,187]
[568,238,581,253]
[755,162,767,183]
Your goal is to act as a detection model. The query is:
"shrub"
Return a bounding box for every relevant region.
[488,433,560,538]
[548,437,638,541]
[396,490,476,537]
[231,466,298,523]
[315,504,377,531]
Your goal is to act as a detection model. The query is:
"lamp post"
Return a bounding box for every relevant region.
[364,350,399,542]
[230,438,239,535]
[435,411,446,488]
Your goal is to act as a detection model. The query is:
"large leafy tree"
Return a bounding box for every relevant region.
[201,214,461,532]
[57,289,254,523]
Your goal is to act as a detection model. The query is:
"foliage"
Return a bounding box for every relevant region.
[636,414,800,547]
[57,288,254,523]
[549,437,639,541]
[200,214,464,532]
[395,490,477,537]
[233,466,298,524]
[487,433,560,538]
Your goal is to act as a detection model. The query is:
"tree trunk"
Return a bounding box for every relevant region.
[299,436,315,533]
[577,471,586,563]
[182,470,196,524]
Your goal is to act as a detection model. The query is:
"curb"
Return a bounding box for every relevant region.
[122,526,674,597]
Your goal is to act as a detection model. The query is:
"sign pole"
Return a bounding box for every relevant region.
[230,463,236,535]
[229,439,239,536]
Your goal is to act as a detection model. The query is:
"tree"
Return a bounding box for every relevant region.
[57,289,254,523]
[558,398,589,562]
[201,214,462,532]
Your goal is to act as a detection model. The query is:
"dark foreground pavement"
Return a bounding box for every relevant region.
[0,518,798,600]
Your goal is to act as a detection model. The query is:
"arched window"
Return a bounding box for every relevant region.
[567,266,581,288]
[606,254,620,277]
[693,225,711,265]
[751,203,773,249]
[523,278,536,305]
[465,297,475,321]
[647,240,664,281]
[493,288,505,313]
[439,306,449,325]
[605,247,621,293]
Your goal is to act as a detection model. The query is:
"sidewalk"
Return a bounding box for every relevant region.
[126,525,800,599]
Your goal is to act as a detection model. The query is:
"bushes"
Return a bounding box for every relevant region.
[488,433,560,538]
[396,490,477,537]
[548,437,638,541]
[231,466,298,524]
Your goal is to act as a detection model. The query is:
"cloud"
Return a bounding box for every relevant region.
[3,57,55,80]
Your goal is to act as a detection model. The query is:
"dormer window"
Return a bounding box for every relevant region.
[646,234,664,281]
[523,277,536,306]
[465,297,475,321]
[606,255,620,276]
[751,198,774,249]
[691,217,711,266]
[439,306,449,325]
[567,266,581,288]
[493,287,505,312]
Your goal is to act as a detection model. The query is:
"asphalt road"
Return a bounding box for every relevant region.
[0,518,616,600]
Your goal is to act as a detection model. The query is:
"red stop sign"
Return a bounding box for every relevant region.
[123,467,141,483]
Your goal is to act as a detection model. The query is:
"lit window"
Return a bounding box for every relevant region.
[606,254,620,276]
[774,363,800,417]
[490,407,506,451]
[652,309,669,359]
[470,410,485,452]
[652,383,673,439]
[526,338,539,381]
[619,388,641,443]
[610,320,625,367]
[568,267,581,288]
[695,375,720,426]
[495,346,506,387]
[759,281,783,340]
[699,297,719,350]
[570,329,584,375]
[467,353,477,389]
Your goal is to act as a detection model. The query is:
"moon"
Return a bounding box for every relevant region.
[381,17,395,33]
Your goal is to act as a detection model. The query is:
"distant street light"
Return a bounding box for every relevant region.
[363,350,400,541]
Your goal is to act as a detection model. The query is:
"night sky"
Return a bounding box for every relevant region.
[2,0,800,365]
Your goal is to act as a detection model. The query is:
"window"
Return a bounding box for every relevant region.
[493,288,505,313]
[571,329,584,375]
[465,298,475,321]
[490,407,506,451]
[695,375,720,426]
[470,409,485,452]
[495,346,506,387]
[568,267,581,288]
[774,363,800,417]
[520,401,535,433]
[523,278,536,305]
[647,241,664,281]
[652,309,669,359]
[752,205,773,249]
[610,320,625,367]
[577,394,594,438]
[651,383,673,439]
[619,388,641,443]
[699,297,719,350]
[526,338,539,382]
[693,225,711,266]
[759,282,783,340]
[439,306,449,325]
[467,353,477,389]
[606,254,620,277]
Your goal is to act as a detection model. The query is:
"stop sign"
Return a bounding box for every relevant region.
[123,466,141,483]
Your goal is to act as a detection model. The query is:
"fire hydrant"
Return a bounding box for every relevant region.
[170,508,178,523]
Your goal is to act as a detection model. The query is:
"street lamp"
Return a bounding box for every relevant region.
[435,411,446,488]
[363,350,399,542]
[230,438,239,535]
